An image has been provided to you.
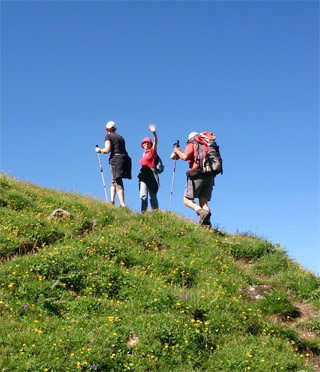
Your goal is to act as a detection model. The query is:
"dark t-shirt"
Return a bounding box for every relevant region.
[105,133,128,158]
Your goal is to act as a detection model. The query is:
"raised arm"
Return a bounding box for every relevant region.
[149,124,158,152]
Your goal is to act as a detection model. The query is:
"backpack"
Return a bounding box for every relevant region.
[151,150,165,174]
[155,155,165,174]
[189,131,223,177]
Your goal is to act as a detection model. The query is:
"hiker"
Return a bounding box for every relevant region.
[173,131,222,227]
[95,121,132,207]
[138,124,160,212]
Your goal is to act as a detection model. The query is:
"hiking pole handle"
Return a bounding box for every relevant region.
[170,140,180,160]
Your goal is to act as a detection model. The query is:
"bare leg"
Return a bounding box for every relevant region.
[199,197,210,213]
[183,196,199,211]
[184,196,210,226]
[117,189,126,207]
[110,186,116,204]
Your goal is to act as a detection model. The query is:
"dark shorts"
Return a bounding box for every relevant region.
[184,175,214,201]
[110,165,124,191]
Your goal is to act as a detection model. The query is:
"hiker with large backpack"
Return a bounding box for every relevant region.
[95,121,132,207]
[138,124,162,212]
[173,131,223,227]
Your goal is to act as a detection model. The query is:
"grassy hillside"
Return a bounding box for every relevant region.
[0,175,319,372]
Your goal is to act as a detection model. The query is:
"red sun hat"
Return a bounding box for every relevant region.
[141,137,153,148]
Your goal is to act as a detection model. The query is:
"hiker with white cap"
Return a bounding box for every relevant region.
[95,121,132,207]
[138,124,160,212]
[173,131,218,227]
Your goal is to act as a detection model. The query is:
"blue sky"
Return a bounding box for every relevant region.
[1,1,319,273]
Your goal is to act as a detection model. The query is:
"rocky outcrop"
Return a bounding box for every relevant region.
[47,208,72,220]
[240,285,272,300]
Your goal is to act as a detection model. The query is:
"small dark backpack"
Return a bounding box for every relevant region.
[192,131,223,176]
[151,150,165,174]
[155,155,164,174]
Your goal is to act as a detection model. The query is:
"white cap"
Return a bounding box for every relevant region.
[106,121,116,129]
[188,131,198,140]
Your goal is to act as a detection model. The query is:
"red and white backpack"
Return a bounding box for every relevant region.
[190,131,223,176]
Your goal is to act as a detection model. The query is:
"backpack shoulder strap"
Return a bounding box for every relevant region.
[150,148,158,163]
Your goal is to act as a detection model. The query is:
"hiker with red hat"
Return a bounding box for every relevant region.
[138,124,160,212]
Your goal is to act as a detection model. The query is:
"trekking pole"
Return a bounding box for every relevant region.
[169,140,179,211]
[96,145,109,202]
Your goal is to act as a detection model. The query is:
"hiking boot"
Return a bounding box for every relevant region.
[201,212,212,228]
[202,221,212,229]
[202,212,212,228]
[196,209,210,226]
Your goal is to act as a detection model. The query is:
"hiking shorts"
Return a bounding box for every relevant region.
[110,178,124,191]
[184,175,214,201]
[110,165,124,191]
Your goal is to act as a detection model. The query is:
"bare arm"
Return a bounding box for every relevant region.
[95,140,111,154]
[101,140,112,154]
[149,124,158,152]
[173,147,190,161]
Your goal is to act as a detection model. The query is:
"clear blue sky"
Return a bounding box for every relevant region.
[1,1,319,273]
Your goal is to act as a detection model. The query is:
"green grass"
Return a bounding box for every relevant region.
[0,175,319,372]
